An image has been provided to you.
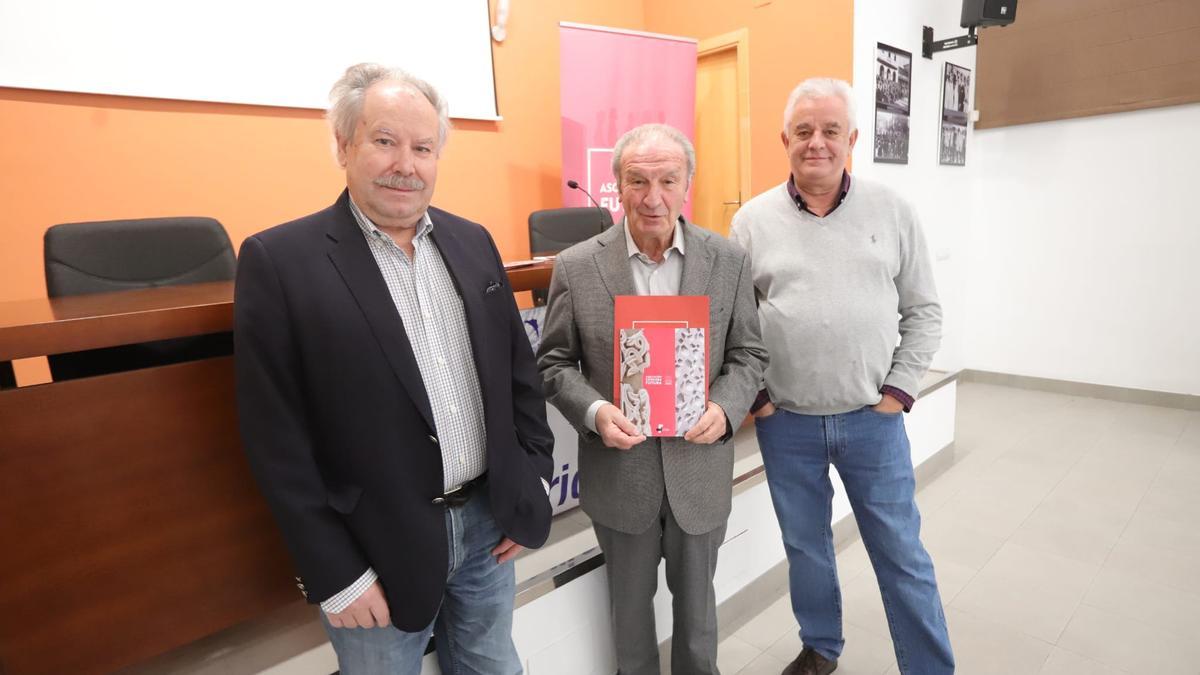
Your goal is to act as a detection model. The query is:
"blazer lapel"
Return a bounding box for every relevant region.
[324,192,436,432]
[425,214,494,403]
[678,220,714,296]
[594,221,637,299]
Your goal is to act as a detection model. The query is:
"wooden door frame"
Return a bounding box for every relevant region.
[696,28,751,208]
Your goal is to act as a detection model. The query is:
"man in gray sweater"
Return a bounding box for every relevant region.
[730,78,954,675]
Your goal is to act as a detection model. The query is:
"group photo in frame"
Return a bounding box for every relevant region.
[940,62,971,166]
[873,42,912,164]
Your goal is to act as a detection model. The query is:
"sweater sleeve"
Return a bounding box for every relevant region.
[883,204,942,397]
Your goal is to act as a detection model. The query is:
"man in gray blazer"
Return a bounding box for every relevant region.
[538,123,767,674]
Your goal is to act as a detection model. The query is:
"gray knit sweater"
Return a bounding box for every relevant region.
[730,177,941,415]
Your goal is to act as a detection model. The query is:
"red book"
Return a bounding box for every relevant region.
[612,295,710,437]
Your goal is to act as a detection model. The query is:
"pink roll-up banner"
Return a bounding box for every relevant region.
[559,22,698,223]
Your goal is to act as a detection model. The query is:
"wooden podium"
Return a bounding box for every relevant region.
[0,262,553,675]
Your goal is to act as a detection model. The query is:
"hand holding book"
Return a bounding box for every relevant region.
[594,403,647,450]
[682,401,726,445]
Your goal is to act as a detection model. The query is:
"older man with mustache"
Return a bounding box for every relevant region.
[234,63,554,675]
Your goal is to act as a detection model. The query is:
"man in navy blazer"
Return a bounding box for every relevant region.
[234,64,553,675]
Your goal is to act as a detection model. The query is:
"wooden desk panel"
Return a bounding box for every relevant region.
[0,259,555,673]
[0,282,234,361]
[0,262,553,362]
[504,261,553,294]
[0,358,296,675]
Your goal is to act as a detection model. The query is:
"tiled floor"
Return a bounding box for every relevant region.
[714,381,1200,675]
[129,381,1200,674]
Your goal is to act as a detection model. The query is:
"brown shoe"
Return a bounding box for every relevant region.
[782,646,838,675]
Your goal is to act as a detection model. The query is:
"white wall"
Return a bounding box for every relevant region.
[854,0,1200,396]
[966,104,1200,395]
[852,0,977,374]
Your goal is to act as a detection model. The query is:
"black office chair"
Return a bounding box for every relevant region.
[529,207,613,257]
[43,216,237,381]
[0,361,15,389]
[528,207,613,304]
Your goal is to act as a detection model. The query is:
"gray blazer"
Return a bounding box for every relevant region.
[537,220,767,535]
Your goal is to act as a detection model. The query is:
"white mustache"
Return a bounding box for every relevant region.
[374,175,425,190]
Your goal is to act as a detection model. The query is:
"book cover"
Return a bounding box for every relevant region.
[613,295,709,437]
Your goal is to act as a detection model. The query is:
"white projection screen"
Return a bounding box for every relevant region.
[0,0,500,120]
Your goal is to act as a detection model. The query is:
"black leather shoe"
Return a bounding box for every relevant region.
[782,646,838,675]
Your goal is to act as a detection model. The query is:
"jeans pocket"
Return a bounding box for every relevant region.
[865,405,902,417]
[754,410,781,425]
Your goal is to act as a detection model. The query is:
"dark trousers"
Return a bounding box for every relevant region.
[593,494,727,675]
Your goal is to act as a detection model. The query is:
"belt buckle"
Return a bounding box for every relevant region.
[445,483,471,506]
[433,482,471,507]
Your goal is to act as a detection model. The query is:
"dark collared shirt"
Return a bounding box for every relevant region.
[786,170,852,217]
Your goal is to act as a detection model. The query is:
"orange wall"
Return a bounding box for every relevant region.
[0,0,851,383]
[0,0,646,308]
[0,1,853,306]
[645,0,854,197]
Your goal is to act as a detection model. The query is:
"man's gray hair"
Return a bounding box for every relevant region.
[611,123,696,186]
[327,63,452,149]
[782,78,857,133]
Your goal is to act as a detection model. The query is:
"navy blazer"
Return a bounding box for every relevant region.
[234,191,554,631]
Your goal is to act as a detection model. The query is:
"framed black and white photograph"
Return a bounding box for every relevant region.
[939,122,966,166]
[873,42,912,164]
[875,111,910,163]
[939,62,971,166]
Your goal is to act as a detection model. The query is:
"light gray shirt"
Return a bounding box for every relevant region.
[349,199,487,491]
[625,217,686,296]
[730,178,941,415]
[584,219,686,430]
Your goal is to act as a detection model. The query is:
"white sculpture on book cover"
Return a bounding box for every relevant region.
[674,328,706,433]
[619,328,652,435]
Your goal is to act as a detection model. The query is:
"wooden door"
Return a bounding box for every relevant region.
[694,44,743,238]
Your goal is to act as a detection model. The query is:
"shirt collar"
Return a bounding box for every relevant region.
[348,196,433,242]
[623,216,686,261]
[787,170,852,216]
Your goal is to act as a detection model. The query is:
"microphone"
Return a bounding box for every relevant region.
[567,179,612,231]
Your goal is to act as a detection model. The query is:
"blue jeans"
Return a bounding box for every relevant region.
[755,407,954,675]
[322,485,522,675]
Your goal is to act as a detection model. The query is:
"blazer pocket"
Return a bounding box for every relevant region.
[482,280,511,316]
[326,484,363,515]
